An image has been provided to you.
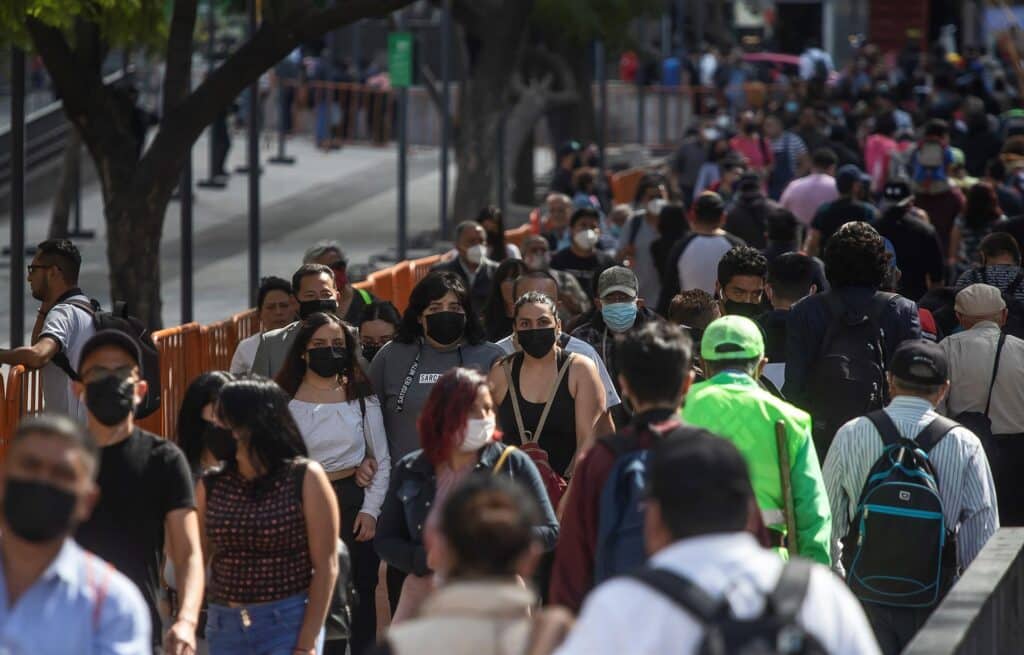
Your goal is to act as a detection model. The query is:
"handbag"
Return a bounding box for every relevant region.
[502,353,574,506]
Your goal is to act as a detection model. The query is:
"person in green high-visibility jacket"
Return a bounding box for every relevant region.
[682,315,832,565]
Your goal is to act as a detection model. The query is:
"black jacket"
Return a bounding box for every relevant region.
[374,442,559,576]
[430,257,498,318]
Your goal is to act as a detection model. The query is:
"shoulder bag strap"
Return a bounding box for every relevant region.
[629,567,721,623]
[502,356,530,442]
[866,410,902,447]
[983,330,1007,417]
[532,353,575,446]
[767,558,813,621]
[357,394,375,460]
[492,445,519,475]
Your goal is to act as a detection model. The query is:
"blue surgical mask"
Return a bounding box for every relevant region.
[601,302,638,333]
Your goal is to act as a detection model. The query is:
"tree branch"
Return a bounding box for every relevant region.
[162,0,199,116]
[24,17,101,130]
[418,63,447,119]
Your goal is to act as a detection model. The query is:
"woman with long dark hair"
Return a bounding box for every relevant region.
[358,301,401,363]
[176,371,236,475]
[949,182,1007,268]
[277,312,390,655]
[481,258,528,343]
[375,367,558,622]
[197,377,339,655]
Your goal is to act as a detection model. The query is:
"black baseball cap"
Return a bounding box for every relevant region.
[889,340,948,386]
[881,178,913,209]
[79,330,142,371]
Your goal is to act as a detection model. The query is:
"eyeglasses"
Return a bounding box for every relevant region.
[27,265,54,274]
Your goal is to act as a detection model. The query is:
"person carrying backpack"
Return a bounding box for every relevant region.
[784,222,922,460]
[555,434,881,655]
[682,316,832,566]
[823,340,998,655]
[549,322,711,613]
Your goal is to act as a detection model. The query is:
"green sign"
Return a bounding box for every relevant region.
[388,32,414,88]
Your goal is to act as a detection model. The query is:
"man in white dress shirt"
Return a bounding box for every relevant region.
[557,433,880,655]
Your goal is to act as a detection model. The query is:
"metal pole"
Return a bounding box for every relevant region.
[637,18,647,145]
[198,0,226,188]
[659,11,670,146]
[439,0,452,239]
[596,40,607,178]
[181,65,194,323]
[398,85,408,261]
[676,0,687,55]
[246,0,260,306]
[497,112,507,216]
[10,47,25,348]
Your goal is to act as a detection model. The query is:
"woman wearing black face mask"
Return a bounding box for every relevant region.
[488,292,605,482]
[177,371,237,476]
[357,300,401,363]
[366,272,505,613]
[277,312,389,655]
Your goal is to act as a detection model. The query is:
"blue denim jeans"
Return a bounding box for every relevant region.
[207,593,324,655]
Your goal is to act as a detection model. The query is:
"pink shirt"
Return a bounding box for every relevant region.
[729,135,772,169]
[780,174,838,225]
[865,134,898,192]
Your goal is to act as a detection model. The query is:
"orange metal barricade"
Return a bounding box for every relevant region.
[5,366,43,445]
[138,323,203,438]
[611,168,646,206]
[390,262,415,314]
[505,223,533,248]
[232,309,260,343]
[202,319,238,373]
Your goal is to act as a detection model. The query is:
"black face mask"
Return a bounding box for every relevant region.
[723,299,764,319]
[299,298,338,320]
[307,346,349,378]
[517,328,557,359]
[204,424,237,462]
[425,311,466,346]
[85,376,135,426]
[361,344,382,362]
[3,479,76,543]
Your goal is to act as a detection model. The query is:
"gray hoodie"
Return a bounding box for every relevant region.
[368,339,505,460]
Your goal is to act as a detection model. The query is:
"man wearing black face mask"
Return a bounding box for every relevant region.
[73,331,203,655]
[0,414,151,653]
[252,263,347,378]
[716,245,768,321]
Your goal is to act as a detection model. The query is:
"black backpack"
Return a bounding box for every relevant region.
[630,558,827,655]
[981,267,1024,339]
[805,292,894,461]
[51,299,161,419]
[841,411,958,608]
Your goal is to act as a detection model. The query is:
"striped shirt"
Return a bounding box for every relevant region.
[822,395,999,576]
[955,264,1024,303]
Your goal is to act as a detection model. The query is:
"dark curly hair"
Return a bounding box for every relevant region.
[395,271,487,345]
[717,246,767,287]
[824,222,889,289]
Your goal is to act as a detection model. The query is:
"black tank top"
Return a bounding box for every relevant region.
[497,350,577,475]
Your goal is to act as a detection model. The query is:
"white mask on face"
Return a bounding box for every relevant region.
[573,228,600,250]
[647,198,667,218]
[465,244,487,265]
[460,415,496,452]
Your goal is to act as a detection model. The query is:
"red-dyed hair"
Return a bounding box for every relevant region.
[418,367,489,466]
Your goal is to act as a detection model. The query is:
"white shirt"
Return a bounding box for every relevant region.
[799,48,834,80]
[289,396,391,518]
[229,332,261,375]
[39,294,96,421]
[939,322,1024,435]
[677,235,736,294]
[823,396,999,575]
[556,533,880,655]
[495,334,621,410]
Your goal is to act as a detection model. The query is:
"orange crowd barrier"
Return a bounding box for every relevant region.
[2,221,547,439]
[611,168,646,206]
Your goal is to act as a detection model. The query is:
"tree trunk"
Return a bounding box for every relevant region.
[545,46,596,148]
[512,128,535,205]
[48,127,81,239]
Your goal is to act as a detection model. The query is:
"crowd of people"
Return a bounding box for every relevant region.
[5,36,1024,655]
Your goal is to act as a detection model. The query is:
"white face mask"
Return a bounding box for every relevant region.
[573,228,600,250]
[525,252,550,272]
[465,244,487,265]
[647,198,667,218]
[460,415,496,452]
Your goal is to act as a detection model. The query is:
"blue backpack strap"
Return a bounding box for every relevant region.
[628,567,721,623]
[865,410,902,447]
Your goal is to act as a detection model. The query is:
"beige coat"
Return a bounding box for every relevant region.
[386,581,536,655]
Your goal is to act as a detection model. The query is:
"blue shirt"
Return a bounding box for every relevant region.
[0,539,151,655]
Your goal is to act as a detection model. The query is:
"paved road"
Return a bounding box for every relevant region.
[0,133,460,345]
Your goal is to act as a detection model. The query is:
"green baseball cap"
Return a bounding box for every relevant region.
[700,315,765,361]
